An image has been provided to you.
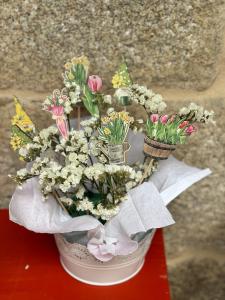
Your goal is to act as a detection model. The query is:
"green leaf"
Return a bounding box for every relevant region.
[86,191,104,205]
[82,85,99,118]
[75,64,87,85]
[11,125,32,144]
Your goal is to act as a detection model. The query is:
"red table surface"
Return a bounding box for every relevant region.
[0,209,171,300]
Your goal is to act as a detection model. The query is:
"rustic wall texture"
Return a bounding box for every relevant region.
[1,1,225,299]
[1,0,225,91]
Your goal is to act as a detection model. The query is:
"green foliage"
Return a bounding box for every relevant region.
[73,64,87,86]
[11,125,32,144]
[82,85,99,118]
[66,63,87,86]
[66,191,104,219]
[64,63,100,118]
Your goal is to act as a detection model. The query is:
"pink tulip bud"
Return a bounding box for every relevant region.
[179,120,189,129]
[88,75,102,93]
[169,115,176,123]
[185,125,197,135]
[150,114,159,123]
[160,115,168,124]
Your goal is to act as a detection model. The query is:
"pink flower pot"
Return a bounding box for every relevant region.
[54,231,155,286]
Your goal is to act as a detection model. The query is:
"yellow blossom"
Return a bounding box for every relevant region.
[67,72,75,80]
[71,55,90,68]
[10,135,23,150]
[64,62,72,70]
[112,73,125,88]
[101,117,110,124]
[118,111,133,124]
[101,111,133,127]
[109,111,117,121]
[103,128,111,135]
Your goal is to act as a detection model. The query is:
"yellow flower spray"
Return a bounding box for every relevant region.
[12,97,35,132]
[112,63,132,88]
[10,97,35,152]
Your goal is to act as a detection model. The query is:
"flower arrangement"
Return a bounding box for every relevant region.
[10,55,214,223]
[9,55,215,284]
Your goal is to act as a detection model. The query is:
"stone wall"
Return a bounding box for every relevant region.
[1,1,225,299]
[1,0,225,91]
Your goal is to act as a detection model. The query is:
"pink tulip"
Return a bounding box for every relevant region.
[179,121,189,129]
[150,114,159,123]
[160,115,168,124]
[169,115,176,123]
[185,125,197,135]
[88,75,102,93]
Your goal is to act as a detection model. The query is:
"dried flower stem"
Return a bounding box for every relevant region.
[139,157,154,184]
[52,189,67,212]
[77,106,81,130]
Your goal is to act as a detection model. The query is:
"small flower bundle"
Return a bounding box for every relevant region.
[98,111,134,145]
[145,102,214,146]
[10,97,35,153]
[112,62,132,106]
[112,62,132,89]
[143,103,214,159]
[43,89,70,139]
[63,55,104,118]
[10,55,214,223]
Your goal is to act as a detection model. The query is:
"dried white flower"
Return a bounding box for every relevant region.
[103,95,112,104]
[107,107,115,114]
[76,197,94,212]
[60,197,73,206]
[129,84,167,113]
[17,168,28,177]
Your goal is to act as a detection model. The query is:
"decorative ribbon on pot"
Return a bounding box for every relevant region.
[87,224,138,262]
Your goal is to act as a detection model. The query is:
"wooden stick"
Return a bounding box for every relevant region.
[124,105,128,163]
[77,106,81,130]
[52,190,67,212]
[139,157,154,184]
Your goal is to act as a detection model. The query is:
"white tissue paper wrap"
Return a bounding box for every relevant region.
[150,156,211,206]
[9,154,211,261]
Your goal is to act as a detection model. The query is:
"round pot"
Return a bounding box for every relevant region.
[54,231,155,286]
[143,137,176,160]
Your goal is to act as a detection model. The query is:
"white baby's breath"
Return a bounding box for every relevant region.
[129,84,167,113]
